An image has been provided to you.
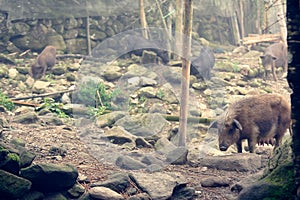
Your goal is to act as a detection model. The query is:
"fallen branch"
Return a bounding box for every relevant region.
[162,115,214,124]
[12,100,41,108]
[11,89,76,101]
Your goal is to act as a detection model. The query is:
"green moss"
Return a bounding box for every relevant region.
[261,163,295,200]
[7,153,20,164]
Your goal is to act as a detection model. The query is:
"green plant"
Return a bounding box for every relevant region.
[41,98,68,118]
[74,79,119,114]
[157,89,165,99]
[0,90,14,111]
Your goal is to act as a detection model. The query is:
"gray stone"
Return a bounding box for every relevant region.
[197,154,262,172]
[52,66,66,75]
[137,86,157,98]
[135,137,153,148]
[13,112,39,124]
[171,185,195,200]
[115,113,169,137]
[154,137,177,155]
[130,171,186,200]
[20,163,78,192]
[89,186,124,200]
[140,76,157,86]
[67,183,85,198]
[0,169,31,199]
[141,50,157,64]
[44,192,68,200]
[91,172,130,193]
[0,64,9,78]
[157,84,179,104]
[115,156,147,170]
[127,193,151,200]
[166,147,188,165]
[237,182,283,200]
[95,111,126,128]
[201,177,230,187]
[101,126,135,147]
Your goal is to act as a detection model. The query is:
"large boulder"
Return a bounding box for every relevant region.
[20,163,78,192]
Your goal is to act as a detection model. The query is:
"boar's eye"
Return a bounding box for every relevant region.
[228,127,235,134]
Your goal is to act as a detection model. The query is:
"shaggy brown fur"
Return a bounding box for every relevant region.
[30,46,56,80]
[210,94,291,153]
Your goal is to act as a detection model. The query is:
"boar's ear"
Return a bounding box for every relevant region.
[233,119,242,131]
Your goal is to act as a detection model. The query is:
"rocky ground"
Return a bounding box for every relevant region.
[0,45,292,199]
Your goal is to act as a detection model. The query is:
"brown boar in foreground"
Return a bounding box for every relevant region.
[209,94,291,153]
[30,45,56,80]
[260,42,288,81]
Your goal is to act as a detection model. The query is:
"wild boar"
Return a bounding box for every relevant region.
[30,45,56,80]
[209,94,291,153]
[260,42,288,81]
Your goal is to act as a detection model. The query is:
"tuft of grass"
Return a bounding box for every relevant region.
[40,98,68,118]
[0,90,14,111]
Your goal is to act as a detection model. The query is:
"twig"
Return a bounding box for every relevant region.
[11,100,41,107]
[10,89,76,101]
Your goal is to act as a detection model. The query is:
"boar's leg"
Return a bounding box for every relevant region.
[271,64,278,81]
[236,140,243,153]
[247,138,257,153]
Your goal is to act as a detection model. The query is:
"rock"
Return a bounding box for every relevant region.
[0,149,20,174]
[171,184,195,200]
[0,64,9,78]
[101,126,135,147]
[44,192,68,200]
[0,169,31,199]
[127,193,151,200]
[197,153,262,172]
[237,182,285,200]
[13,112,39,124]
[103,65,122,81]
[157,83,179,104]
[137,86,157,98]
[141,50,157,64]
[135,137,153,148]
[130,171,186,200]
[201,177,230,187]
[141,155,164,166]
[8,68,18,79]
[52,65,66,75]
[231,170,264,193]
[115,113,169,137]
[91,172,130,193]
[89,186,124,200]
[21,191,45,200]
[20,163,78,192]
[67,183,85,198]
[140,76,157,86]
[154,137,177,155]
[166,147,188,165]
[32,80,51,92]
[95,111,126,128]
[115,156,147,170]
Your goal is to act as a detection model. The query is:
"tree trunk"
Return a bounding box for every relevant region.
[175,0,183,58]
[286,0,300,199]
[178,0,193,147]
[139,0,149,39]
[274,0,287,46]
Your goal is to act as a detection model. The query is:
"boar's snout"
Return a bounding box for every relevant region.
[219,144,228,151]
